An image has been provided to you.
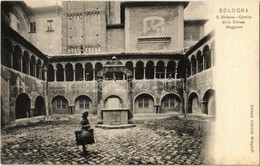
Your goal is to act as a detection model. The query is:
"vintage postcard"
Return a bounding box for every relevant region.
[1,0,259,165]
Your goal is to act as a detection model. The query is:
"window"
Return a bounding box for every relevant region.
[138,97,149,108]
[79,99,90,109]
[47,20,53,31]
[163,97,175,108]
[56,98,67,109]
[29,22,36,32]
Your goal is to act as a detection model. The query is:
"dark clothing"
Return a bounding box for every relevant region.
[81,119,90,130]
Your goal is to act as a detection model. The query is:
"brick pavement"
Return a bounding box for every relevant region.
[1,116,209,165]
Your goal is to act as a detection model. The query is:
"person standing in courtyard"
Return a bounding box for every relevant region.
[75,111,95,156]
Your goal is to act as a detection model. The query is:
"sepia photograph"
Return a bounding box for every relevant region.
[0,0,259,165]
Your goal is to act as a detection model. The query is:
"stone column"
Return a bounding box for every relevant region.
[133,67,136,80]
[190,61,193,76]
[29,109,34,118]
[63,69,66,81]
[69,106,75,114]
[93,68,95,80]
[143,67,146,79]
[83,67,85,81]
[73,68,76,81]
[202,55,205,70]
[174,60,179,79]
[54,68,57,82]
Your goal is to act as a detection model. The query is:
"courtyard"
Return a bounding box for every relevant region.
[1,114,213,165]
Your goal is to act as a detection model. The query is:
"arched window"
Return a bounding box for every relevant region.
[135,61,144,80]
[203,45,211,70]
[1,38,13,68]
[65,63,73,81]
[156,61,165,79]
[145,61,154,79]
[191,55,196,75]
[75,63,83,81]
[36,59,42,79]
[166,61,175,79]
[47,64,54,81]
[197,51,203,72]
[22,51,30,74]
[13,45,22,71]
[95,62,102,79]
[30,55,36,77]
[85,63,93,81]
[52,96,69,114]
[56,64,64,81]
[126,61,133,79]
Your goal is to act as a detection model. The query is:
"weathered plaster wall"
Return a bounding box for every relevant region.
[1,66,47,124]
[125,5,184,52]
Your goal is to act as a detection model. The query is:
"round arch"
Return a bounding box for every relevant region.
[196,50,203,73]
[160,93,182,113]
[34,96,46,116]
[187,92,200,114]
[74,95,93,114]
[202,89,216,116]
[104,95,123,109]
[133,93,155,114]
[13,45,22,71]
[15,93,30,119]
[203,45,211,70]
[51,95,69,114]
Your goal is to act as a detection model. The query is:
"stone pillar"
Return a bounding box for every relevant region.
[73,69,76,81]
[174,60,179,79]
[93,68,95,80]
[29,109,34,118]
[133,67,136,80]
[83,67,86,81]
[69,106,75,114]
[63,69,66,81]
[202,55,205,70]
[43,68,49,118]
[154,66,156,79]
[143,67,146,79]
[200,100,208,114]
[190,61,193,76]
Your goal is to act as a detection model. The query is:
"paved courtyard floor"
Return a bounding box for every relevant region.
[1,115,212,165]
